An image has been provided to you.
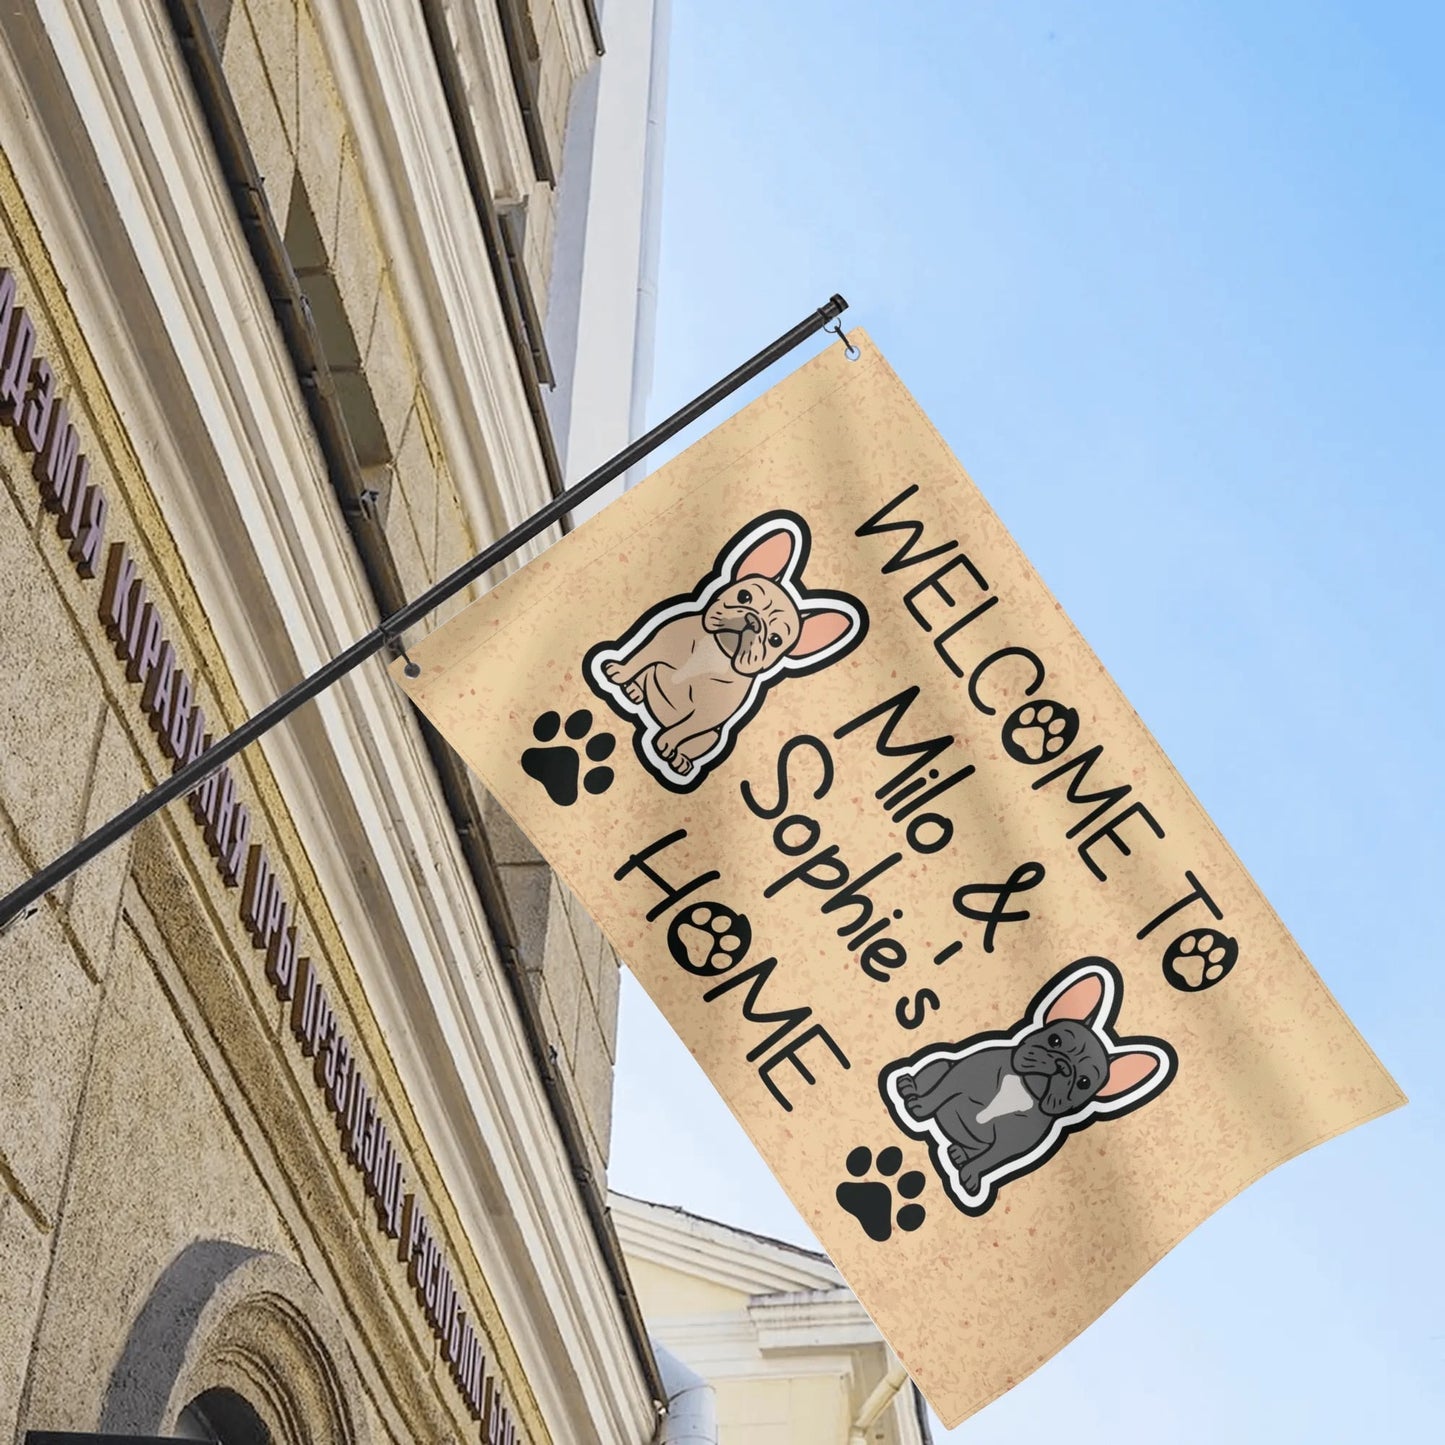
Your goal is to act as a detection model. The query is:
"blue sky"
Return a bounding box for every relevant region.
[608,3,1444,1438]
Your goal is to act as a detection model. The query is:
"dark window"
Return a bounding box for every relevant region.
[197,0,235,54]
[497,204,554,386]
[284,175,393,510]
[495,0,554,184]
[175,1388,271,1445]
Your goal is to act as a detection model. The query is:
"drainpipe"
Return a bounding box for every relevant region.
[849,1360,909,1445]
[624,0,670,492]
[654,1345,717,1445]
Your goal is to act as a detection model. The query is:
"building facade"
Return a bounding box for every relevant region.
[0,2,666,1442]
[613,1196,932,1445]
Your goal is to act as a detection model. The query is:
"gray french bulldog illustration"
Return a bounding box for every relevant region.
[880,959,1175,1215]
[586,512,866,790]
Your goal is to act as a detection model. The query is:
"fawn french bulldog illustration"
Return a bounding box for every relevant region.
[880,960,1175,1215]
[586,512,867,789]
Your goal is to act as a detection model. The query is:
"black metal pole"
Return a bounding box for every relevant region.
[0,296,848,932]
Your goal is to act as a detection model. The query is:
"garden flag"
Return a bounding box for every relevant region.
[392,333,1403,1428]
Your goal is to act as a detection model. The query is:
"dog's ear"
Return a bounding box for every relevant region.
[1095,1050,1163,1100]
[733,527,797,582]
[1044,972,1105,1027]
[791,606,856,659]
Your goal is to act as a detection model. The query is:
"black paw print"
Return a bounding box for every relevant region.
[1001,700,1079,764]
[667,902,751,977]
[836,1145,926,1242]
[1163,928,1238,992]
[522,710,615,806]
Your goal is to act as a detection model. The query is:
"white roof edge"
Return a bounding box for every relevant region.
[610,1192,845,1296]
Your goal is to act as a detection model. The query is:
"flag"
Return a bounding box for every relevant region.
[392,334,1403,1428]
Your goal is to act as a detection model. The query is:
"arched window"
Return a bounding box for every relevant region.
[103,1243,366,1445]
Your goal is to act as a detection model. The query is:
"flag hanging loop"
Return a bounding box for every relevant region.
[826,319,860,361]
[388,635,422,679]
[0,295,849,933]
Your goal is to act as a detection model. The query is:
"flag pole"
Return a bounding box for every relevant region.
[0,295,849,932]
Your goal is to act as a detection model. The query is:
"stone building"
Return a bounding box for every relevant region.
[0,1,667,1442]
[613,1195,932,1445]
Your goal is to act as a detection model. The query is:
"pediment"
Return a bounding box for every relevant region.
[610,1192,845,1299]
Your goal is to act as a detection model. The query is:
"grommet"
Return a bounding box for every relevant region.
[826,319,861,361]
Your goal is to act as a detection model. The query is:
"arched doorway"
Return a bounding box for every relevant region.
[175,1387,272,1445]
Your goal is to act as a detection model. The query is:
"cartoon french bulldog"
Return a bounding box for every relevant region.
[880,959,1175,1215]
[586,512,866,789]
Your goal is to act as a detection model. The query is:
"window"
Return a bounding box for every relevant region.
[284,177,390,466]
[175,1387,272,1445]
[197,0,235,54]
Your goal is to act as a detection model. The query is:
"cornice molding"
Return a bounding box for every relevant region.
[5,3,651,1440]
[649,1322,863,1386]
[314,0,556,566]
[429,0,535,206]
[611,1194,844,1297]
[551,0,597,76]
[748,1289,887,1353]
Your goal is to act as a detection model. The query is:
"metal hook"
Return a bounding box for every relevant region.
[827,320,860,362]
[386,632,421,678]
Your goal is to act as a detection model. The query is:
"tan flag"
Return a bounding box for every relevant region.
[392,334,1403,1428]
